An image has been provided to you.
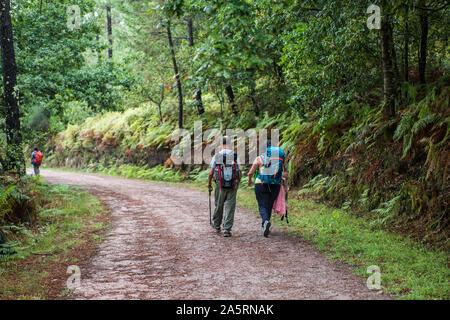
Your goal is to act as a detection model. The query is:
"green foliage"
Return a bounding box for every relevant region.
[1,0,138,148]
[0,185,16,220]
[0,178,107,299]
[192,179,450,300]
[187,0,273,91]
[283,200,450,300]
[394,86,449,159]
[0,175,39,227]
[289,85,449,247]
[370,195,403,228]
[280,1,380,118]
[45,106,176,169]
[97,164,183,182]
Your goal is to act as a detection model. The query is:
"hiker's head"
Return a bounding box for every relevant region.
[34,147,39,152]
[222,136,231,149]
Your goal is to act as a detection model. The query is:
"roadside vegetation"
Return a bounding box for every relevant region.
[236,189,449,300]
[0,176,109,299]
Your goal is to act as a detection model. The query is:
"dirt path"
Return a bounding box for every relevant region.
[41,169,389,300]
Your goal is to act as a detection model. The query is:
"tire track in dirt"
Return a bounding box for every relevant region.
[41,169,390,300]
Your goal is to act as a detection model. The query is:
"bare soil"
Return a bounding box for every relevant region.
[41,169,390,300]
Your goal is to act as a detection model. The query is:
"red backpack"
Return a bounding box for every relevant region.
[34,151,43,166]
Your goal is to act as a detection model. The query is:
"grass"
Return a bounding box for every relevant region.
[237,189,449,300]
[0,179,109,300]
[40,166,450,300]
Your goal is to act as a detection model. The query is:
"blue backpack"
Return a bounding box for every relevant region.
[257,146,285,185]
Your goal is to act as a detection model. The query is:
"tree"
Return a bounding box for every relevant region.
[381,0,399,118]
[402,2,410,82]
[225,85,237,115]
[280,1,380,120]
[167,20,184,128]
[160,0,186,128]
[187,0,273,117]
[415,0,449,84]
[250,82,259,116]
[187,16,204,115]
[9,0,131,140]
[106,5,113,59]
[417,0,428,84]
[0,0,24,175]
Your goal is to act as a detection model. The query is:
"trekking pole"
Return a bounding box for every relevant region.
[281,149,291,224]
[281,178,289,224]
[208,186,213,226]
[284,182,290,224]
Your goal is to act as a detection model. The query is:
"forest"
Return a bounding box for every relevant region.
[0,0,448,300]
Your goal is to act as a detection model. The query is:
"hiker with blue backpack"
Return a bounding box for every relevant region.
[247,140,287,237]
[207,136,242,238]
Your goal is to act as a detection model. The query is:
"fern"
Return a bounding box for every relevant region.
[394,87,442,159]
[0,185,16,219]
[370,194,402,227]
[394,112,415,142]
[298,174,330,196]
[412,114,439,133]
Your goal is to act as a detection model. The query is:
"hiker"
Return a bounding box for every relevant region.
[247,140,286,237]
[31,147,43,176]
[207,136,242,237]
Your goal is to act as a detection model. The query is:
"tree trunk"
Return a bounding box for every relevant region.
[194,89,204,115]
[96,35,101,61]
[225,85,238,115]
[274,60,284,84]
[440,30,447,67]
[403,5,409,82]
[187,16,204,115]
[167,22,184,128]
[392,31,400,82]
[403,24,409,81]
[158,82,164,123]
[380,0,398,118]
[0,0,25,176]
[106,6,113,59]
[251,86,259,116]
[418,3,428,84]
[187,16,194,47]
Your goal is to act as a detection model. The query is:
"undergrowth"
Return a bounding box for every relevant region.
[0,176,108,299]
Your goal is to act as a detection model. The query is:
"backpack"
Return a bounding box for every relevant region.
[214,152,239,189]
[34,151,43,166]
[257,146,285,185]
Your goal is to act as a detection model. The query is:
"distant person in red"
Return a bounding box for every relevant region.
[31,147,43,176]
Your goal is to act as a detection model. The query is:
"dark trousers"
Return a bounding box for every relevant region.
[254,183,280,227]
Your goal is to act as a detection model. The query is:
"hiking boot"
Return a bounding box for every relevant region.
[263,221,271,237]
[223,230,232,237]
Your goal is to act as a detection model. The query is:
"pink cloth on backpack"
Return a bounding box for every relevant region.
[273,184,286,215]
